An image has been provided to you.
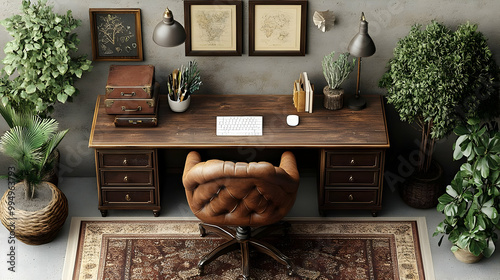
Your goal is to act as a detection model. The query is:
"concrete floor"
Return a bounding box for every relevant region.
[0,174,499,280]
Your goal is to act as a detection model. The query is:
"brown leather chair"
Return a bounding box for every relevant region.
[182,151,300,279]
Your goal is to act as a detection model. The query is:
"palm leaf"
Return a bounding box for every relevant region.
[0,103,31,128]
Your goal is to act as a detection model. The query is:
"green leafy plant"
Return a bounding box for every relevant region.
[0,0,92,117]
[0,104,68,200]
[379,21,499,173]
[322,51,355,90]
[434,118,500,257]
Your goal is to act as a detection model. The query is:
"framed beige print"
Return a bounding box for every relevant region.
[184,0,242,56]
[89,8,143,61]
[249,0,307,56]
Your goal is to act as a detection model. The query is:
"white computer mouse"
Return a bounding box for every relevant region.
[286,115,299,126]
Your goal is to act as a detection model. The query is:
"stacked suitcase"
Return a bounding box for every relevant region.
[104,65,160,127]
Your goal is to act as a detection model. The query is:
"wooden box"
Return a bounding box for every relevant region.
[105,65,155,99]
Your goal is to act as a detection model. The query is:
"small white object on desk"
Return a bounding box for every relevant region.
[286,115,299,126]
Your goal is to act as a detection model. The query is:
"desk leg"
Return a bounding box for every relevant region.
[153,210,160,217]
[100,210,108,217]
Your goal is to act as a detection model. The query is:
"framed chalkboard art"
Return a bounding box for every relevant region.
[89,8,143,61]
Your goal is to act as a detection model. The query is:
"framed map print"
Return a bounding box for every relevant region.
[184,0,242,56]
[89,8,143,61]
[249,0,307,56]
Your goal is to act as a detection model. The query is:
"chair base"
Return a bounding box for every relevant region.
[197,222,294,279]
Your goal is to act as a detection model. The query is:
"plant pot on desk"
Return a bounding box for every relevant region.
[323,86,344,110]
[168,96,191,113]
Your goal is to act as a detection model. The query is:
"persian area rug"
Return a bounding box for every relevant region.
[63,217,434,280]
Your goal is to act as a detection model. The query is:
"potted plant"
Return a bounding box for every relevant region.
[0,0,92,117]
[434,118,500,263]
[0,107,69,245]
[167,60,202,112]
[321,51,355,110]
[379,21,499,208]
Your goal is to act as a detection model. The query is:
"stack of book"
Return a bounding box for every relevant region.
[293,72,314,113]
[103,65,160,127]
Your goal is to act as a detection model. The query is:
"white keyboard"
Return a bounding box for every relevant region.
[216,116,263,136]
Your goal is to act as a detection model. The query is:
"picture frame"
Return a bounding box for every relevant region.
[249,0,307,56]
[89,8,143,61]
[184,0,242,56]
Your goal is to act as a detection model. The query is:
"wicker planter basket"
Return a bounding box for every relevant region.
[400,162,444,209]
[453,247,483,264]
[0,182,68,245]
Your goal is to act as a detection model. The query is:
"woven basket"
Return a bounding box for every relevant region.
[400,162,445,209]
[0,182,68,245]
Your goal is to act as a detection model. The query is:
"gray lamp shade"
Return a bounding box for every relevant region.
[152,8,186,47]
[348,13,376,57]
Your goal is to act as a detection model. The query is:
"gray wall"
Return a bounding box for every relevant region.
[0,0,499,183]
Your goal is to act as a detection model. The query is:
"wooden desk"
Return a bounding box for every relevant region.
[89,94,389,216]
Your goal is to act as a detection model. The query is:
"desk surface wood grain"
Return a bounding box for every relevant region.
[89,94,390,149]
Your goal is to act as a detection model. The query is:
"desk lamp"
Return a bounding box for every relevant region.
[153,8,186,47]
[347,12,376,110]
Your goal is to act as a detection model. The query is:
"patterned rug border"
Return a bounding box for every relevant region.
[62,216,435,280]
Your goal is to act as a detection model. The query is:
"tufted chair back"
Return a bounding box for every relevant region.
[182,151,300,227]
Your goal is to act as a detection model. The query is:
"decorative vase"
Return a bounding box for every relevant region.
[323,86,343,110]
[400,161,444,209]
[168,95,191,113]
[0,181,68,245]
[453,248,483,264]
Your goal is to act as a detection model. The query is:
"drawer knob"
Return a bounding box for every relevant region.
[125,194,131,201]
[123,175,128,182]
[349,175,354,182]
[123,159,128,165]
[348,194,354,201]
[350,158,356,165]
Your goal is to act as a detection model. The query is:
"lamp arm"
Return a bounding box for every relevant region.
[355,57,362,99]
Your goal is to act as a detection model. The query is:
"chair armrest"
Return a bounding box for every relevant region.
[279,151,300,183]
[183,151,202,179]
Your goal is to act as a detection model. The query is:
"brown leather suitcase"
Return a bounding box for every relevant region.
[105,82,159,115]
[105,65,155,99]
[113,114,158,127]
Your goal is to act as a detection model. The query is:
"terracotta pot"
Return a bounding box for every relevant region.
[400,161,444,209]
[323,86,343,110]
[453,247,483,263]
[0,182,68,245]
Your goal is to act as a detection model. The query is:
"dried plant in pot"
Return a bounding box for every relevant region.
[321,51,355,110]
[434,118,500,263]
[0,107,69,245]
[379,21,500,208]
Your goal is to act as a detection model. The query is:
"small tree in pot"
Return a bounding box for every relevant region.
[0,0,92,117]
[322,51,355,110]
[379,21,499,208]
[0,106,69,245]
[434,118,500,262]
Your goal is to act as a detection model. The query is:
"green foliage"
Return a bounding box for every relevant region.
[434,118,500,257]
[379,21,499,172]
[0,0,92,117]
[0,104,68,200]
[322,51,355,89]
[182,60,202,94]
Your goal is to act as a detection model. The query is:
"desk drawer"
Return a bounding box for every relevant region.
[101,170,153,186]
[326,151,380,168]
[325,190,377,205]
[99,151,153,168]
[102,190,155,205]
[325,171,378,186]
